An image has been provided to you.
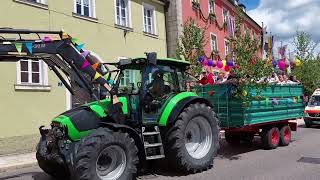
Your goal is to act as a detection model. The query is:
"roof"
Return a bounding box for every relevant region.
[132,57,190,67]
[226,0,262,30]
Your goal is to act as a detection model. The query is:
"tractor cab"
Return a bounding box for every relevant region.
[110,53,191,125]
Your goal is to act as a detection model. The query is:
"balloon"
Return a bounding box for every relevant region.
[212,60,217,67]
[203,59,208,66]
[224,65,230,72]
[272,60,278,68]
[207,59,213,66]
[295,59,301,66]
[278,60,286,71]
[198,55,205,62]
[227,59,234,67]
[217,60,223,68]
[222,60,227,67]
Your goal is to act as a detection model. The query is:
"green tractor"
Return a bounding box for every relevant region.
[0,29,219,180]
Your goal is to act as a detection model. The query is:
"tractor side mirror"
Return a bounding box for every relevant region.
[146,52,157,65]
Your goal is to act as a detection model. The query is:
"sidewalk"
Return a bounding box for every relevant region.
[0,119,306,173]
[0,152,37,173]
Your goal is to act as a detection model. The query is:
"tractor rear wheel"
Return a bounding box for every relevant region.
[74,128,139,180]
[165,103,219,173]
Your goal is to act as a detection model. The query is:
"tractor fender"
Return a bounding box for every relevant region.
[164,96,214,126]
[99,122,146,159]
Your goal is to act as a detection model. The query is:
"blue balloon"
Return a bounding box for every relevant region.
[198,55,205,62]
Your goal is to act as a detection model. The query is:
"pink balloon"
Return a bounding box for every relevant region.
[203,59,208,66]
[217,60,223,68]
[278,60,286,70]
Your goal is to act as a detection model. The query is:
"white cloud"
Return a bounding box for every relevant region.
[248,0,320,42]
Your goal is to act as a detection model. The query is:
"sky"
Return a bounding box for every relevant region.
[241,0,320,57]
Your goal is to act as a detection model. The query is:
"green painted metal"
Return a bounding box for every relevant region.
[195,84,304,129]
[87,96,129,115]
[158,92,198,126]
[52,115,91,141]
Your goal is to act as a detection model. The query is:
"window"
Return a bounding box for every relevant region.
[224,40,230,56]
[223,8,229,23]
[251,29,255,39]
[120,70,135,86]
[17,59,48,85]
[29,0,47,4]
[143,3,156,35]
[211,33,218,52]
[74,0,96,18]
[115,0,131,27]
[208,0,215,14]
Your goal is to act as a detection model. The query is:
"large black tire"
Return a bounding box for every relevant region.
[36,138,69,178]
[74,128,139,180]
[279,125,291,146]
[164,103,219,173]
[261,127,280,149]
[225,131,241,145]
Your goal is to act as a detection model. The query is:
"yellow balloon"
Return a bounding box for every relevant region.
[295,59,301,66]
[222,60,226,67]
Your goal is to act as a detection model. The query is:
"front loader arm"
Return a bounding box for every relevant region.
[0,29,115,102]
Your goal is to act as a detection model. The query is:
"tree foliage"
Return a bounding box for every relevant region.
[292,31,320,95]
[176,18,207,75]
[230,8,273,98]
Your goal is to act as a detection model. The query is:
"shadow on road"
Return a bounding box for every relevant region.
[216,139,260,161]
[0,171,67,180]
[138,139,261,178]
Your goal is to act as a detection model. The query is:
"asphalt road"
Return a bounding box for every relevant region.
[1,125,320,180]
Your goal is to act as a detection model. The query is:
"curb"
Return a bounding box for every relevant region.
[0,152,37,173]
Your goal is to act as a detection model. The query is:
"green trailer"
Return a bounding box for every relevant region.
[195,84,304,149]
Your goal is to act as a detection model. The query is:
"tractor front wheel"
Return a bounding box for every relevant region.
[165,103,219,173]
[74,128,139,180]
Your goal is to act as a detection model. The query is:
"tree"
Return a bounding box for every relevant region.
[292,31,320,95]
[293,31,318,61]
[230,8,272,98]
[176,18,207,75]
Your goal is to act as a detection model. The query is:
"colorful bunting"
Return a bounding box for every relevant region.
[42,36,52,42]
[71,38,79,44]
[81,50,89,58]
[25,42,33,54]
[92,63,100,70]
[76,43,85,51]
[15,43,22,53]
[81,59,90,69]
[93,72,101,80]
[61,31,69,39]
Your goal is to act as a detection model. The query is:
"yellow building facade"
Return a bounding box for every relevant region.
[0,0,167,154]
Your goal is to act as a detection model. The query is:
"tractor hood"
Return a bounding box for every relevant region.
[52,97,129,141]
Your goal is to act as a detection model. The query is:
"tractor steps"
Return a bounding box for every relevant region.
[142,126,165,160]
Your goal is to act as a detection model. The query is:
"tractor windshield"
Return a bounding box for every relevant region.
[118,68,142,94]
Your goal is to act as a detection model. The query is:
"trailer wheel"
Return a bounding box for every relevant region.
[74,128,139,180]
[165,103,219,173]
[240,133,255,145]
[279,125,291,146]
[304,119,312,128]
[261,127,280,149]
[225,131,241,145]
